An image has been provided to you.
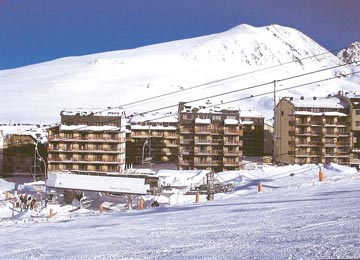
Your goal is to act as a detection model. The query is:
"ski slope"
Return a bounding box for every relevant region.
[0,163,359,259]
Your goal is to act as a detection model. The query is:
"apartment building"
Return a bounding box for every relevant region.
[126,113,178,164]
[274,96,350,166]
[47,108,126,173]
[0,125,47,177]
[239,110,265,156]
[336,93,360,169]
[177,102,243,172]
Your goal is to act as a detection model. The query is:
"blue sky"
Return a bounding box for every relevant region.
[0,0,359,70]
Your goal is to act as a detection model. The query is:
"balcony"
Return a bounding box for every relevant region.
[48,159,124,164]
[194,127,211,134]
[223,161,240,167]
[49,149,124,154]
[211,139,223,144]
[211,149,223,155]
[194,139,211,145]
[223,152,240,157]
[51,137,126,143]
[224,141,241,146]
[311,131,322,136]
[179,149,193,155]
[308,141,321,146]
[223,130,241,135]
[294,152,308,157]
[296,131,312,136]
[309,121,322,126]
[194,160,211,167]
[179,127,193,134]
[179,139,193,145]
[194,150,210,155]
[177,159,191,166]
[323,142,337,147]
[295,142,309,146]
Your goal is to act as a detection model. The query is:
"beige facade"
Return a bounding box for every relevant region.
[177,102,243,172]
[47,108,126,173]
[336,93,360,169]
[274,96,350,166]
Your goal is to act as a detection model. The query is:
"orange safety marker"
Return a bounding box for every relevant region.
[195,192,200,203]
[99,203,104,213]
[258,180,263,192]
[319,171,325,182]
[49,208,54,218]
[139,198,144,210]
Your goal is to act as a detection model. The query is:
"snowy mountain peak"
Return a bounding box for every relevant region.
[184,24,334,67]
[337,41,360,64]
[0,24,358,123]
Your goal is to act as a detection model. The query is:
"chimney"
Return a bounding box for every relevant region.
[290,97,293,101]
[300,96,304,100]
[313,97,316,100]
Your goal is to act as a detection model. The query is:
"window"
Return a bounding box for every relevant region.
[356,110,360,115]
[212,115,221,121]
[199,114,209,119]
[182,114,192,120]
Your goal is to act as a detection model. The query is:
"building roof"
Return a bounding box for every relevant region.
[130,112,178,124]
[289,97,346,109]
[181,102,239,114]
[293,111,347,117]
[130,125,177,130]
[60,125,121,131]
[61,108,125,117]
[240,110,263,118]
[195,118,211,124]
[0,124,47,142]
[224,119,239,125]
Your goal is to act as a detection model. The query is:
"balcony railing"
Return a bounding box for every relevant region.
[179,139,193,144]
[194,139,211,145]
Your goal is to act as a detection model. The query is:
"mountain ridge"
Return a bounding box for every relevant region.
[0,24,358,123]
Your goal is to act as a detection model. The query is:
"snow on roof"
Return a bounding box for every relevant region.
[292,111,347,117]
[182,102,238,114]
[240,110,263,118]
[242,120,254,125]
[323,112,347,117]
[293,111,314,116]
[130,113,178,123]
[224,119,239,125]
[0,124,47,142]
[60,125,121,131]
[195,118,211,124]
[290,97,346,109]
[155,169,209,187]
[130,125,177,130]
[61,108,125,117]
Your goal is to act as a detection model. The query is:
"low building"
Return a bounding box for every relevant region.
[274,96,350,166]
[0,124,47,177]
[47,108,126,173]
[177,102,243,172]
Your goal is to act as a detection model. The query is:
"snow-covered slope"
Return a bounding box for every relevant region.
[0,24,359,124]
[1,164,360,259]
